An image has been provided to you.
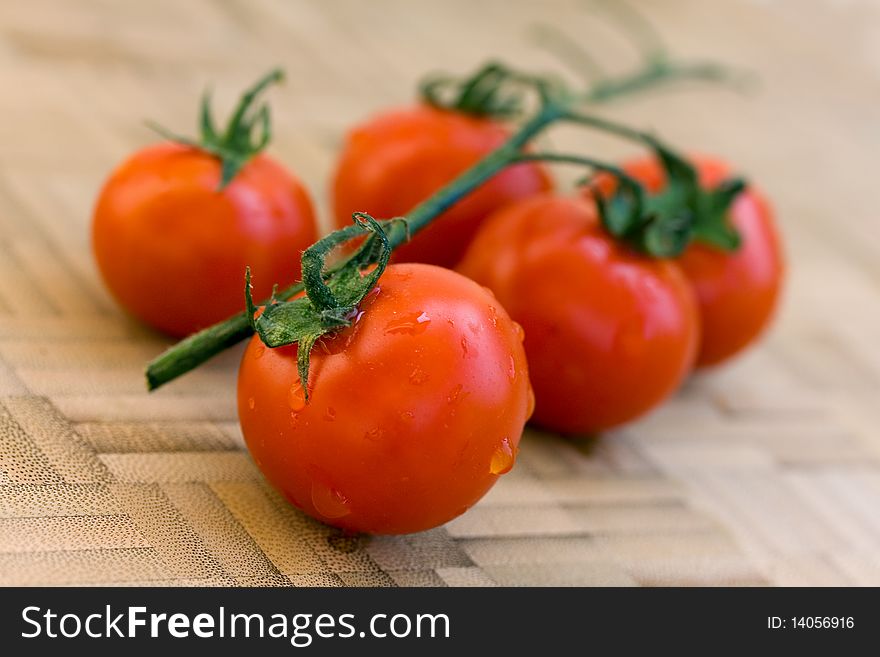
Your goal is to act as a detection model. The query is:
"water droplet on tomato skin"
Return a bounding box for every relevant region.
[310,482,351,519]
[507,356,517,381]
[247,397,255,411]
[253,345,265,359]
[489,437,518,475]
[399,410,415,422]
[460,336,469,357]
[288,383,306,412]
[447,384,470,406]
[526,385,536,418]
[324,407,337,422]
[363,427,385,442]
[384,311,431,335]
[409,367,430,385]
[512,321,525,342]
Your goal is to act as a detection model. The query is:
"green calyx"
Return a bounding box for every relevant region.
[147,68,284,189]
[560,111,745,258]
[420,61,563,120]
[246,213,397,401]
[591,140,745,258]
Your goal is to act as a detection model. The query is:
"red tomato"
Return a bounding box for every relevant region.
[458,194,699,435]
[331,105,553,268]
[237,263,532,535]
[93,143,317,337]
[618,156,784,366]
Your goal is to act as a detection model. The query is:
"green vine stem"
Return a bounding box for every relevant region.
[146,52,747,391]
[145,105,558,390]
[147,68,284,189]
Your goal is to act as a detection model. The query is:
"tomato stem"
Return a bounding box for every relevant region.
[146,68,284,190]
[145,50,745,390]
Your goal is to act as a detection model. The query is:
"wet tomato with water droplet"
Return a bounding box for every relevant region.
[237,263,532,534]
[331,105,553,268]
[459,194,699,435]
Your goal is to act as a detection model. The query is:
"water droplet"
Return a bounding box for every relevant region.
[399,410,415,422]
[447,384,469,406]
[288,383,306,412]
[512,321,525,342]
[247,397,255,410]
[526,385,536,418]
[311,482,351,519]
[489,437,518,475]
[364,427,384,442]
[409,367,430,385]
[253,345,265,359]
[324,406,337,422]
[319,332,352,356]
[385,311,431,335]
[481,285,495,298]
[460,336,469,357]
[507,355,517,381]
[489,306,498,328]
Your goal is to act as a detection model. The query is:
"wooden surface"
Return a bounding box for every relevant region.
[1,0,879,586]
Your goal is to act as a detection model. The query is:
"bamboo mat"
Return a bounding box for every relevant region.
[1,0,879,586]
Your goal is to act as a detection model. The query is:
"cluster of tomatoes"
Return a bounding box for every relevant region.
[93,72,783,535]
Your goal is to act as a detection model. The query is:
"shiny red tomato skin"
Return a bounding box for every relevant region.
[331,105,553,268]
[93,143,317,337]
[237,263,532,535]
[619,156,784,366]
[459,194,699,435]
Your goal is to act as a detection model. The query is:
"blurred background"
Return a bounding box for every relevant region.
[0,0,878,586]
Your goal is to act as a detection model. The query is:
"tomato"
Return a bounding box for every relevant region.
[617,155,784,366]
[458,194,699,435]
[237,263,532,535]
[331,105,553,268]
[93,143,317,337]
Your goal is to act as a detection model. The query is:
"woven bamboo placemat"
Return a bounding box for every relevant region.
[1,0,879,586]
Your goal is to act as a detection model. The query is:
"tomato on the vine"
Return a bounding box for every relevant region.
[92,70,318,337]
[612,155,784,366]
[331,105,552,268]
[238,263,532,535]
[459,194,699,435]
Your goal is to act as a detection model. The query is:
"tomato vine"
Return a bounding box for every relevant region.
[146,44,747,392]
[147,69,284,189]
